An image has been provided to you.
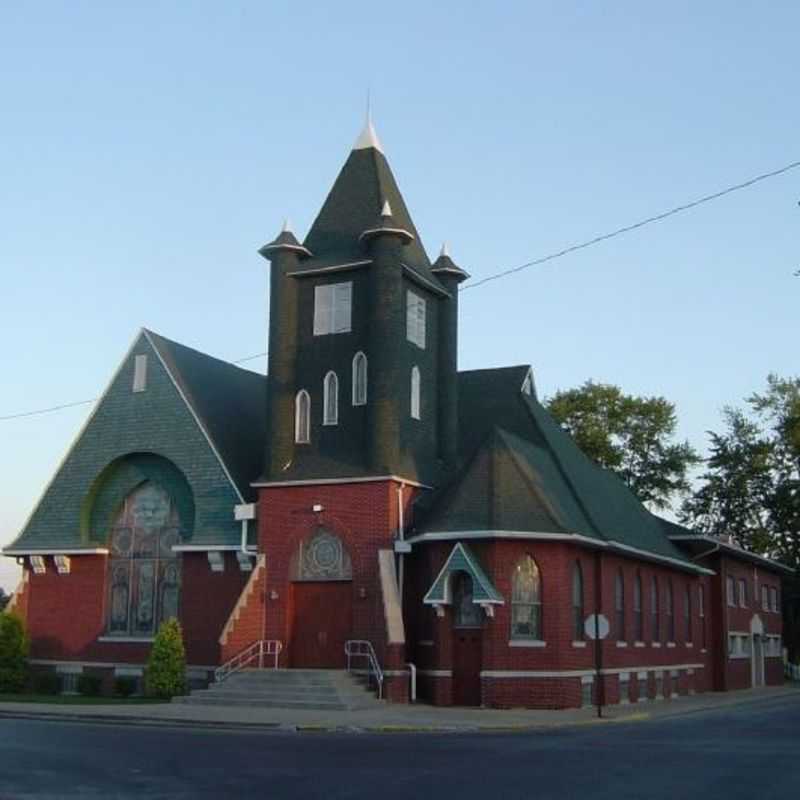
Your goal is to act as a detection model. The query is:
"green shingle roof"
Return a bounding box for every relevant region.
[423,542,504,605]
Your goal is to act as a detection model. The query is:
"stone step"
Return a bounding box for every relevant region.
[198,689,342,703]
[174,695,349,710]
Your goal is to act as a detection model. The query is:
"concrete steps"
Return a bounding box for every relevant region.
[174,669,381,711]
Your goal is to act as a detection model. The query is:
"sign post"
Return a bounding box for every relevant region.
[584,612,609,718]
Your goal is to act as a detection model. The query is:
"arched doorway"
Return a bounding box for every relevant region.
[451,571,483,706]
[289,528,353,668]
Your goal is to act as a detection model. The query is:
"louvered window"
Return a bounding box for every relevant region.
[313,282,352,335]
[406,290,426,348]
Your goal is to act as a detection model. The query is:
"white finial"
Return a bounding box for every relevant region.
[440,242,450,258]
[381,200,393,217]
[353,116,384,154]
[281,218,292,233]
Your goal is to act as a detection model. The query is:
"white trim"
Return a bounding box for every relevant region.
[359,225,414,243]
[572,641,587,648]
[286,259,372,277]
[509,640,547,648]
[405,529,713,573]
[634,641,646,648]
[422,541,504,606]
[172,544,257,552]
[616,641,628,648]
[410,365,421,420]
[114,666,144,677]
[652,642,662,648]
[2,548,109,556]
[401,264,451,298]
[253,475,430,489]
[417,669,452,677]
[666,642,676,648]
[143,330,244,503]
[97,636,154,643]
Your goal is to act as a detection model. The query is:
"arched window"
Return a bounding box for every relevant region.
[453,572,483,628]
[107,482,182,637]
[352,352,367,406]
[410,366,421,420]
[699,584,706,649]
[295,390,310,443]
[323,371,338,426]
[651,576,660,642]
[615,569,625,642]
[572,561,584,641]
[634,572,643,641]
[666,579,675,642]
[511,555,542,640]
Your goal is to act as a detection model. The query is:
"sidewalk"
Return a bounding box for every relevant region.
[0,685,797,735]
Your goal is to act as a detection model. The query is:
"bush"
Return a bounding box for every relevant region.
[77,674,103,696]
[33,671,62,695]
[114,676,138,698]
[145,618,187,699]
[0,612,29,692]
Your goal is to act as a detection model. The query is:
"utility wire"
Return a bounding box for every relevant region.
[3,158,799,422]
[460,158,800,291]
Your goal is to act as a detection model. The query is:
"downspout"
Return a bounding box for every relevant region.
[397,482,405,606]
[593,549,604,718]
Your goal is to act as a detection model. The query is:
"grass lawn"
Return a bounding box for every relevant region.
[0,694,169,705]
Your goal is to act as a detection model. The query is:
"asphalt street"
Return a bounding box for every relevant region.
[0,694,798,800]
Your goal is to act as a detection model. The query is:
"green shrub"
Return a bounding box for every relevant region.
[145,618,187,699]
[33,671,61,695]
[0,612,29,692]
[114,676,138,698]
[77,674,103,696]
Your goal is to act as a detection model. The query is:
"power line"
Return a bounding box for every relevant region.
[3,158,798,422]
[460,158,800,291]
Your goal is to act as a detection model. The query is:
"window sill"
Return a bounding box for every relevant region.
[616,642,628,648]
[97,636,154,643]
[572,641,587,648]
[509,640,547,648]
[700,648,707,654]
[686,643,694,649]
[666,642,676,649]
[652,642,662,648]
[634,642,646,648]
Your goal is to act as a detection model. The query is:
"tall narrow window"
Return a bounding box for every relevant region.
[738,578,747,607]
[699,584,706,649]
[634,572,643,641]
[572,561,584,641]
[406,290,426,348]
[410,366,421,420]
[295,390,311,443]
[511,556,542,641]
[761,584,769,611]
[666,580,675,642]
[615,570,625,642]
[685,585,692,643]
[651,577,660,642]
[352,351,367,406]
[726,576,735,606]
[323,372,338,425]
[133,354,148,392]
[770,586,778,612]
[313,282,352,335]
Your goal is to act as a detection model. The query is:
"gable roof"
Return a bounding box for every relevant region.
[423,542,504,605]
[415,366,706,573]
[144,330,266,501]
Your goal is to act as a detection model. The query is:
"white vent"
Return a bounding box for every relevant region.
[406,290,426,349]
[30,555,46,575]
[54,554,71,575]
[133,354,148,392]
[314,282,352,336]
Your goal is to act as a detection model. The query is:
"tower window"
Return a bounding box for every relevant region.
[313,282,352,336]
[133,354,148,392]
[406,290,426,349]
[323,371,339,425]
[295,390,311,443]
[352,352,367,406]
[410,366,421,419]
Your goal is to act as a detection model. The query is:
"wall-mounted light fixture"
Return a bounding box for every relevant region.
[359,587,367,600]
[269,589,279,601]
[312,504,324,513]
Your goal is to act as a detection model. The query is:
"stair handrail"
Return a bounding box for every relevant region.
[344,640,384,700]
[215,639,282,683]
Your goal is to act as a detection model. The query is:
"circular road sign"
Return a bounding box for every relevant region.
[584,613,610,640]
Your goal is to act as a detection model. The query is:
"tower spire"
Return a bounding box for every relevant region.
[352,114,384,154]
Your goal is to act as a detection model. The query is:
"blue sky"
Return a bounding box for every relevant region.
[1,1,798,592]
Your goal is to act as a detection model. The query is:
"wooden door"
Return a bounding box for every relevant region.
[452,629,482,706]
[290,581,353,668]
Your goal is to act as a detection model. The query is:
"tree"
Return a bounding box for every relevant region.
[0,589,9,612]
[144,618,187,699]
[0,612,29,692]
[681,374,800,660]
[546,381,701,510]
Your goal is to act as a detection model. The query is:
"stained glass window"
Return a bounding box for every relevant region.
[572,561,584,640]
[511,556,542,640]
[107,482,181,637]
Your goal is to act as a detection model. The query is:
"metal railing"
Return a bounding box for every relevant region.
[344,640,384,700]
[214,639,282,683]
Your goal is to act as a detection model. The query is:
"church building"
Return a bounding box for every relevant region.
[4,121,790,708]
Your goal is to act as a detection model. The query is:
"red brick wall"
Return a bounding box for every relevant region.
[219,560,267,663]
[23,552,246,667]
[258,480,416,670]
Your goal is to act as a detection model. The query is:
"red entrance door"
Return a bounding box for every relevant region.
[452,629,482,706]
[290,581,353,668]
